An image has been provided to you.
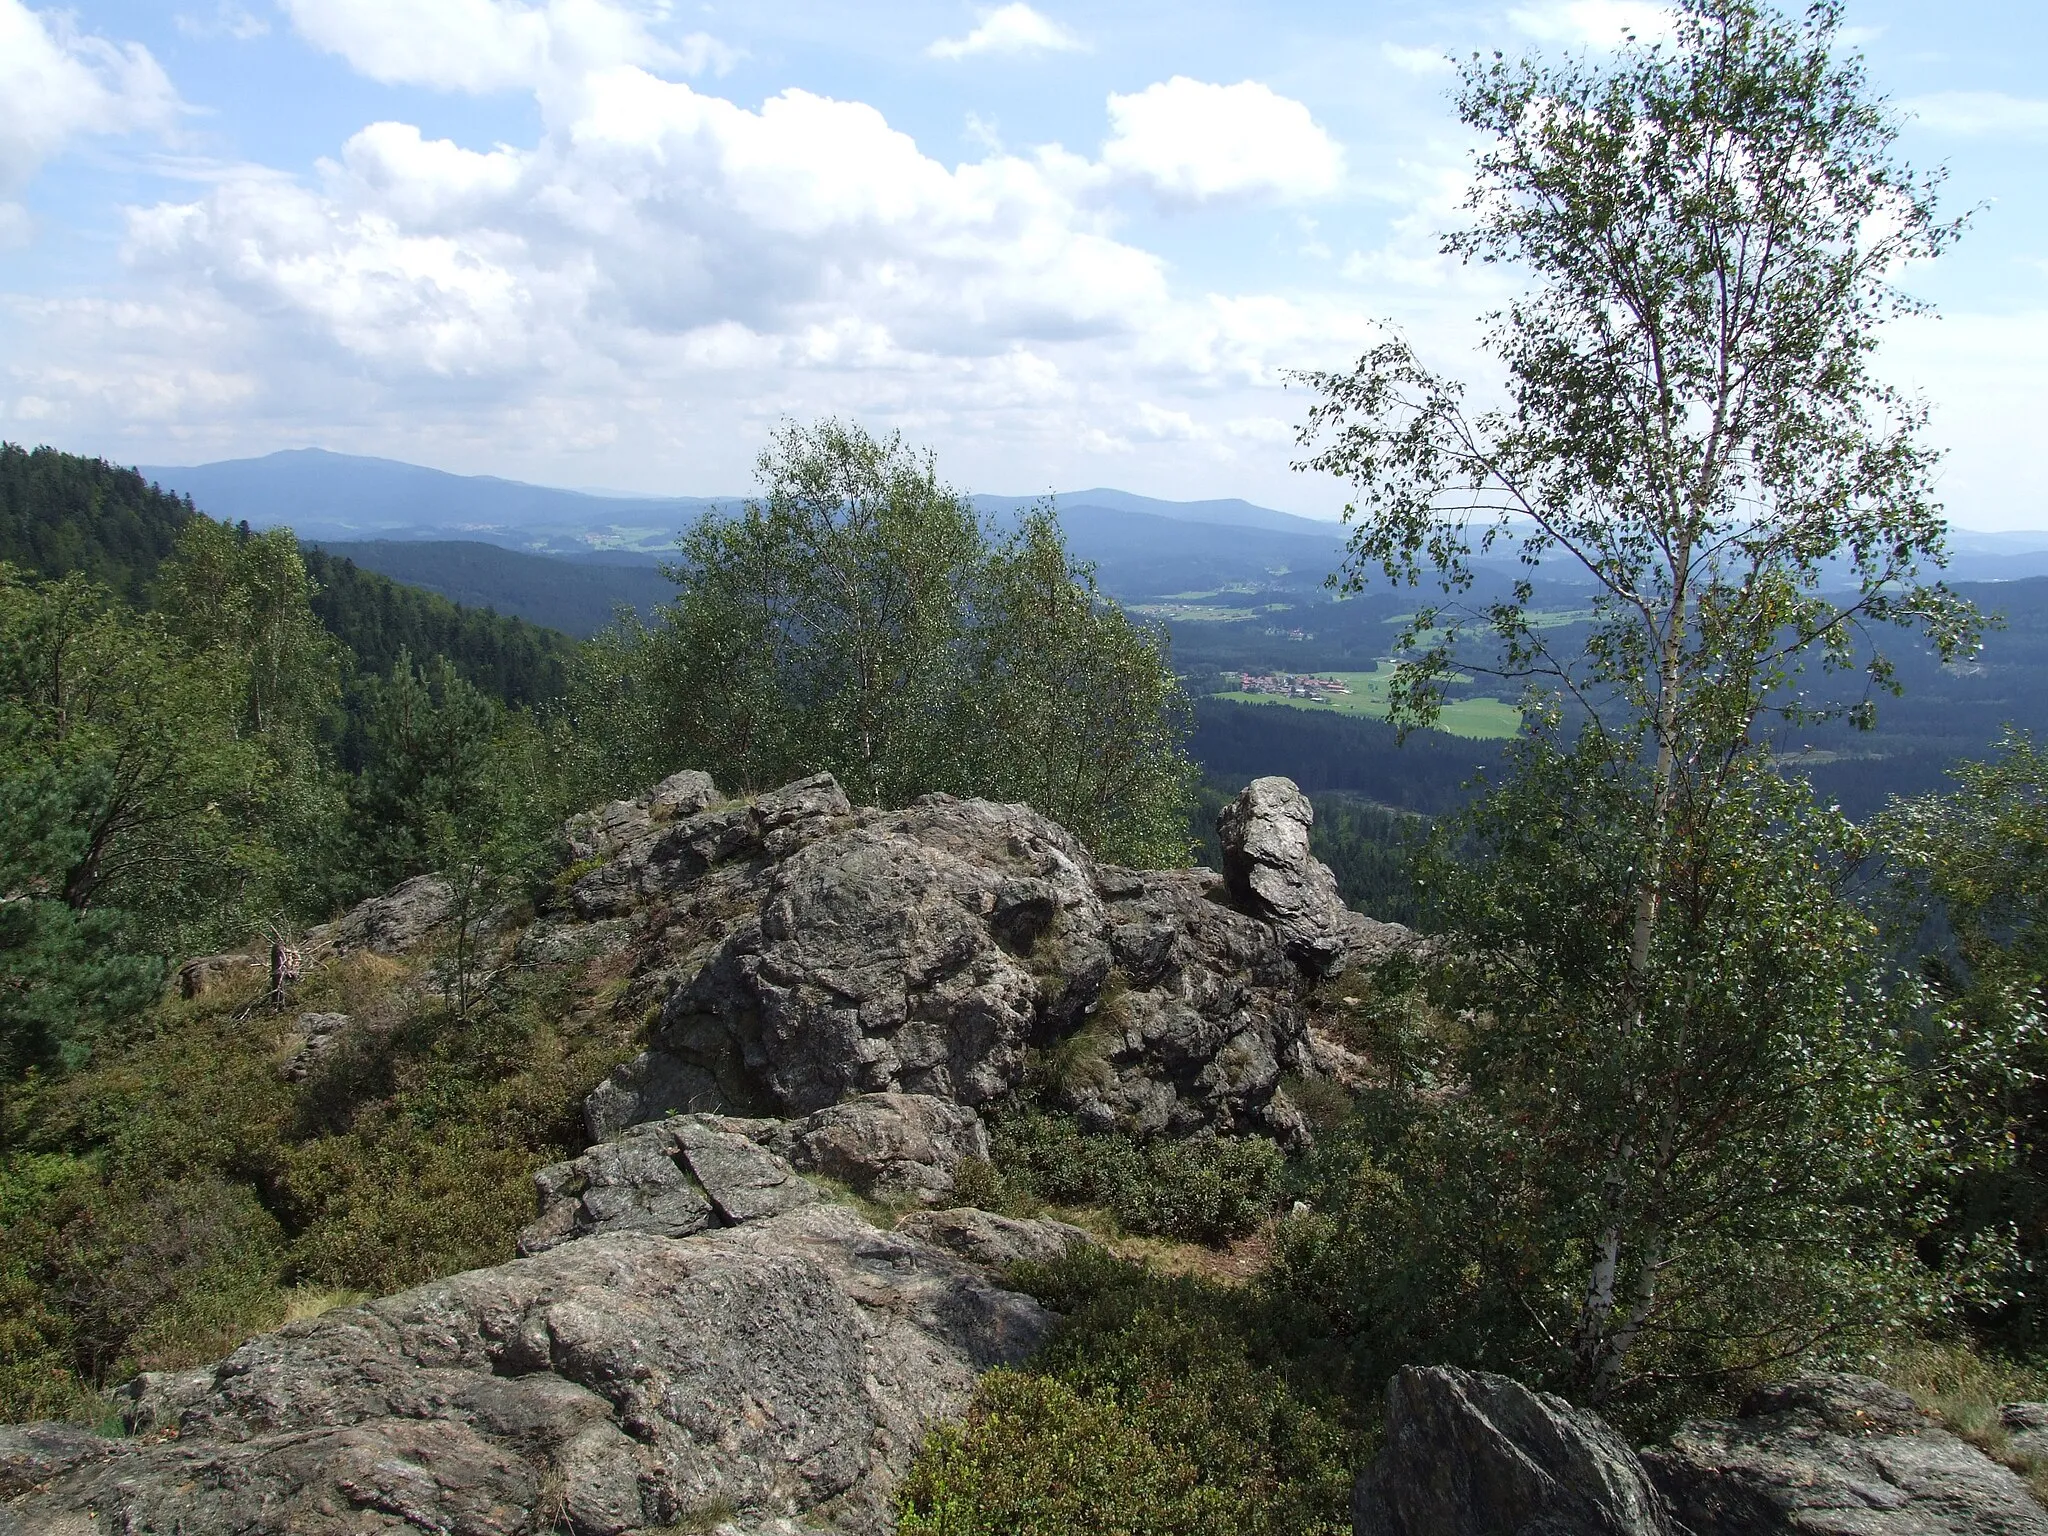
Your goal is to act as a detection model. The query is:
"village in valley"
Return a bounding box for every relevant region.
[1233,671,1353,702]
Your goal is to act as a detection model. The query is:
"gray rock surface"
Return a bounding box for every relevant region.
[1219,776,1350,969]
[564,798,656,864]
[582,1048,731,1142]
[778,1093,991,1203]
[0,1423,113,1500]
[304,873,456,956]
[279,1012,352,1082]
[648,769,719,820]
[895,1208,1095,1270]
[528,1098,993,1256]
[1218,776,1413,976]
[573,777,1414,1146]
[1646,1374,2048,1536]
[519,1116,817,1255]
[1354,1364,1675,1536]
[3,1202,1052,1536]
[569,773,854,923]
[2002,1403,2048,1463]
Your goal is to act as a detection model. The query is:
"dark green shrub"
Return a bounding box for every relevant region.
[1,936,640,1420]
[898,1247,1354,1535]
[899,1371,1206,1536]
[988,1112,1284,1243]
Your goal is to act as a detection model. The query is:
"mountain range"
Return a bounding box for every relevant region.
[139,448,2048,593]
[136,448,1341,547]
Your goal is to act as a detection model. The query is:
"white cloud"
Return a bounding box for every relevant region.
[0,1,180,194]
[119,71,1177,388]
[1881,309,2048,530]
[176,4,270,40]
[927,4,1083,61]
[1509,0,1676,46]
[278,0,734,94]
[0,32,1424,508]
[1132,401,1202,440]
[1102,78,1344,203]
[1227,415,1293,443]
[1381,43,1454,76]
[1907,92,2048,137]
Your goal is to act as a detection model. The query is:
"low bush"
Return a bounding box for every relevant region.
[0,936,640,1421]
[897,1246,1355,1536]
[988,1111,1285,1243]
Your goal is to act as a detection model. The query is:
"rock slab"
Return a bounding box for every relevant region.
[1646,1375,2048,1536]
[2,1203,1051,1536]
[1353,1364,1674,1536]
[1351,1367,2048,1536]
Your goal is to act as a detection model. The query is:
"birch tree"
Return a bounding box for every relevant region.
[572,421,1195,865]
[1293,0,1978,1402]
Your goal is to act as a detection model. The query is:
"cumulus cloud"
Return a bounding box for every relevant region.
[927,4,1083,61]
[0,0,180,194]
[1,27,1400,504]
[278,0,734,94]
[1907,92,2048,137]
[1102,78,1344,203]
[120,71,1177,387]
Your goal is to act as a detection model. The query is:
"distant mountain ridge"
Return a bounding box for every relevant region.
[131,447,2048,594]
[135,447,1347,550]
[135,448,737,548]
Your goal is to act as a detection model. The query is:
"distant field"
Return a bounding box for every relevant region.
[1215,663,1523,740]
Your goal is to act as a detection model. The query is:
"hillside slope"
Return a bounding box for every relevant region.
[314,540,673,638]
[2,443,579,705]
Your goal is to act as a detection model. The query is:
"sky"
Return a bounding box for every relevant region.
[1,0,2045,525]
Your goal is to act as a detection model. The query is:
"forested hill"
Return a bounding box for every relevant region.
[0,442,575,704]
[301,549,571,706]
[0,442,191,607]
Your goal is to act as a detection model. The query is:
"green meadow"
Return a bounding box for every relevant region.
[1215,661,1523,740]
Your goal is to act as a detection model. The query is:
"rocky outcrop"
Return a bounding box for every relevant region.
[5,1160,1054,1535]
[894,1207,1095,1270]
[1350,1368,2048,1536]
[273,769,1413,1151]
[567,772,1416,1148]
[1645,1375,2048,1535]
[1218,776,1415,976]
[517,1115,821,1255]
[529,1097,993,1257]
[304,872,456,957]
[773,1094,990,1204]
[1353,1365,1674,1536]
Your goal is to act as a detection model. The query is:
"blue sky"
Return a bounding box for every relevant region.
[2,0,2044,526]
